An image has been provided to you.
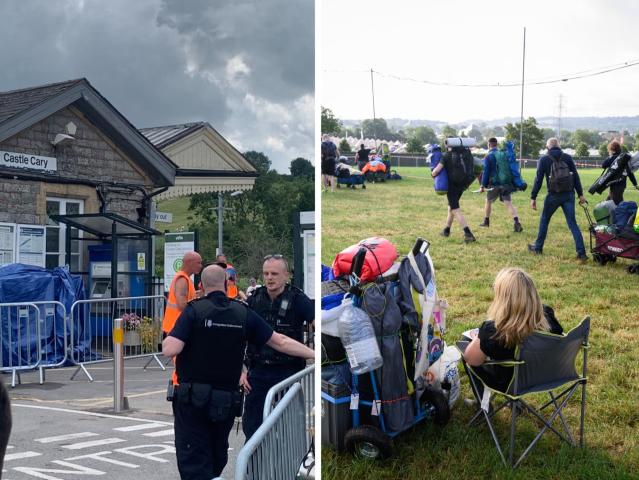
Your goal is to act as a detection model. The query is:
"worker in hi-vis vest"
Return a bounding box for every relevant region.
[163,250,202,385]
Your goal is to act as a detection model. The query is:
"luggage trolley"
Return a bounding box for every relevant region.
[582,203,639,274]
[321,238,451,459]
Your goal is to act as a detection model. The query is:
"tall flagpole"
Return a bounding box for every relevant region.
[519,27,526,168]
[371,68,377,149]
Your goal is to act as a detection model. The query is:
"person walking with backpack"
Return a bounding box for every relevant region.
[528,137,588,260]
[479,137,523,232]
[601,140,638,205]
[321,134,338,192]
[431,139,477,243]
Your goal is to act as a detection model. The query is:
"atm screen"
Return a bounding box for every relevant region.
[92,281,110,297]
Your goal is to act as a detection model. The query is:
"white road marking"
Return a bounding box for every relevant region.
[63,438,126,450]
[114,422,167,432]
[4,451,42,461]
[35,432,98,443]
[142,429,174,437]
[12,403,172,425]
[66,451,139,468]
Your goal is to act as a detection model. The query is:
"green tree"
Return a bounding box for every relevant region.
[361,118,392,140]
[504,117,545,158]
[338,139,351,153]
[575,142,589,157]
[440,125,458,139]
[321,107,342,135]
[244,150,271,175]
[406,137,425,154]
[598,142,609,158]
[410,126,438,145]
[290,157,314,179]
[542,128,556,141]
[559,129,572,146]
[466,126,483,142]
[572,129,600,148]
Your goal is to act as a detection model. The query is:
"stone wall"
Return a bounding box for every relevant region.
[0,107,152,223]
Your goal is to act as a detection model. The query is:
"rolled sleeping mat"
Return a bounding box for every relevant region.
[445,137,476,148]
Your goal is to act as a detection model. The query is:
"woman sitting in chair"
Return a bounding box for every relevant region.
[463,267,563,394]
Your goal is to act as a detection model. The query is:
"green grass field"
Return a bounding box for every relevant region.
[321,168,639,479]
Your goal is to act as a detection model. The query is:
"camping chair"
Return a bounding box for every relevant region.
[458,316,590,468]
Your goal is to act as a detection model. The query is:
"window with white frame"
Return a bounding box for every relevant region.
[46,197,84,270]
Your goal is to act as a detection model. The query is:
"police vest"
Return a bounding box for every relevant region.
[175,295,247,389]
[246,285,305,368]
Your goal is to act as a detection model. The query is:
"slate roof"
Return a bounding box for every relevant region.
[139,122,205,149]
[0,79,83,124]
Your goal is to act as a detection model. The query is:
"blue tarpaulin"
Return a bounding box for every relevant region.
[0,263,87,368]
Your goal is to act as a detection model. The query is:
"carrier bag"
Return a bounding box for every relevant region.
[588,153,630,195]
[593,200,617,225]
[613,201,638,231]
[332,237,398,282]
[429,147,448,195]
[426,345,461,408]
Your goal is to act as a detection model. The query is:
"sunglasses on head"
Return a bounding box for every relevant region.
[263,254,284,260]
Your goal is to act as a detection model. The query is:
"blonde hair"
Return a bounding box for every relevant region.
[487,268,548,347]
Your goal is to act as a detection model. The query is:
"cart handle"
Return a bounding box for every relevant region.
[412,237,430,256]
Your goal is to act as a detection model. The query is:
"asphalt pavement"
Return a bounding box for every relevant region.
[3,356,245,479]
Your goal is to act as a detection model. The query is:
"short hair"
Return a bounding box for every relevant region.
[360,144,365,149]
[263,255,289,272]
[546,137,560,149]
[608,140,621,154]
[488,137,498,146]
[200,265,227,290]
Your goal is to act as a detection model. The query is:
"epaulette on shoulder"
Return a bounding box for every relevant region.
[230,297,249,307]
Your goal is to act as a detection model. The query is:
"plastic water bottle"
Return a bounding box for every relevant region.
[337,305,383,375]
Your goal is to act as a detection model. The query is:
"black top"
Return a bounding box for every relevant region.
[531,147,584,199]
[170,291,273,387]
[356,148,370,163]
[475,305,563,392]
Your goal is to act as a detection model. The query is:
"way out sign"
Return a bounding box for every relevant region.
[164,232,195,292]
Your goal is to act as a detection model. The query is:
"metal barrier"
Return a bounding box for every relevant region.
[0,302,41,387]
[68,295,166,381]
[235,383,306,480]
[262,364,315,448]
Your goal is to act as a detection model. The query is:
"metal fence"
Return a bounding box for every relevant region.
[262,364,314,449]
[235,383,307,480]
[0,301,68,387]
[68,295,166,381]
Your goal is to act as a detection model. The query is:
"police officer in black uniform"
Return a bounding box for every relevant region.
[163,264,314,480]
[241,254,315,440]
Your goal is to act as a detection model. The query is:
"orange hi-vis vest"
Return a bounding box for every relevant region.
[162,270,196,334]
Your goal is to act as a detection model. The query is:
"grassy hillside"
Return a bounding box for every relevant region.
[321,167,639,479]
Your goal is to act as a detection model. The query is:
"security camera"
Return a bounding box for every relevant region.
[52,133,75,148]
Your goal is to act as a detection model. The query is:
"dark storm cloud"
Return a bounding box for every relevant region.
[0,0,314,172]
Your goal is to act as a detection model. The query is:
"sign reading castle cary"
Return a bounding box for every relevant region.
[1,150,57,172]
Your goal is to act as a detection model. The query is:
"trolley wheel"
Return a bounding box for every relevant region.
[628,265,639,274]
[592,253,603,264]
[420,386,451,425]
[362,184,366,189]
[344,425,392,460]
[608,255,617,263]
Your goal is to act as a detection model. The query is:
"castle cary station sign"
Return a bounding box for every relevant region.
[1,150,57,172]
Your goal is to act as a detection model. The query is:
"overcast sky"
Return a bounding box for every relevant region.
[0,0,314,173]
[322,0,639,124]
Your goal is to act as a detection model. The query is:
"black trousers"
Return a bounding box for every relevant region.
[173,394,235,479]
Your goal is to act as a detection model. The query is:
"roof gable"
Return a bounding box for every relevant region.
[0,78,176,187]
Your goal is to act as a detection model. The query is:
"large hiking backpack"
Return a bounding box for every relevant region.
[446,148,475,188]
[492,150,513,186]
[548,153,574,193]
[321,140,337,160]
